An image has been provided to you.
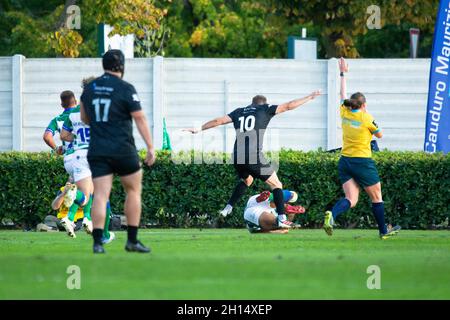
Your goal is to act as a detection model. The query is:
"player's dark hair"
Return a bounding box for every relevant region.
[60,90,76,108]
[102,49,125,75]
[81,76,96,89]
[252,95,267,105]
[343,92,366,110]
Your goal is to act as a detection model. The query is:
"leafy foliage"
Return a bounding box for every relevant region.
[1,150,448,229]
[0,0,438,58]
[0,0,165,58]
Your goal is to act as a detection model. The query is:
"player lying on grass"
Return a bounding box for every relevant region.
[51,182,115,243]
[184,91,320,229]
[323,58,401,240]
[244,190,306,233]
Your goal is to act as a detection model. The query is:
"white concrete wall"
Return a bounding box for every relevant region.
[340,59,430,151]
[0,56,431,152]
[164,58,327,152]
[21,58,153,151]
[0,58,12,151]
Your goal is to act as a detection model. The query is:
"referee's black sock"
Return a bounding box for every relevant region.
[228,181,249,207]
[92,228,103,246]
[127,226,138,244]
[272,188,286,216]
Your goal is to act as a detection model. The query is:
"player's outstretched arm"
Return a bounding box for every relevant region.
[339,57,349,101]
[183,115,232,134]
[131,110,156,166]
[275,90,321,115]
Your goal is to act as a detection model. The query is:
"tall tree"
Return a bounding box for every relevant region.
[277,0,439,58]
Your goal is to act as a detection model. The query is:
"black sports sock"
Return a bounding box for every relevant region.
[272,188,285,216]
[127,226,138,244]
[372,202,388,234]
[92,228,103,246]
[228,181,249,207]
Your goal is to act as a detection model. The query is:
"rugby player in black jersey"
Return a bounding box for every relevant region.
[184,91,320,228]
[80,50,156,254]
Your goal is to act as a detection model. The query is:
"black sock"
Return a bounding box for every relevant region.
[228,181,249,207]
[372,202,387,234]
[272,188,285,216]
[127,226,138,244]
[92,228,103,246]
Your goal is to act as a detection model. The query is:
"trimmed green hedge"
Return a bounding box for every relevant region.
[0,150,449,229]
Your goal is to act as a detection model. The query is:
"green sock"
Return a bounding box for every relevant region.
[74,190,85,205]
[83,194,93,220]
[67,203,79,222]
[103,201,111,239]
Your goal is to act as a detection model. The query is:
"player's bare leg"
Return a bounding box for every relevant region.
[220,175,254,217]
[120,169,150,253]
[91,174,113,254]
[343,179,360,208]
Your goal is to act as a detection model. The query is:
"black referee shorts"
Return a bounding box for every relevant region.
[88,153,141,179]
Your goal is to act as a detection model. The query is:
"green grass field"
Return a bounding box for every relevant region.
[0,229,449,300]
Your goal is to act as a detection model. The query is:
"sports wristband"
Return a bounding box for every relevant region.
[340,72,344,77]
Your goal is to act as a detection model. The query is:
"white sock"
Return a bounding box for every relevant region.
[224,204,232,212]
[278,214,287,222]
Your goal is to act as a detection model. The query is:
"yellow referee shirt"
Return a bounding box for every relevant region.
[340,105,380,158]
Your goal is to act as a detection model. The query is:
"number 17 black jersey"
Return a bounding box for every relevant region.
[81,73,142,157]
[228,104,278,164]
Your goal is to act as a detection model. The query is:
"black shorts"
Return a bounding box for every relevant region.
[87,153,141,179]
[234,162,275,182]
[338,156,380,188]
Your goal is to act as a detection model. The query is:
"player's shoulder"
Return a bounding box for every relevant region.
[113,76,135,91]
[363,111,375,122]
[50,114,60,123]
[82,75,102,92]
[70,105,81,113]
[229,106,244,117]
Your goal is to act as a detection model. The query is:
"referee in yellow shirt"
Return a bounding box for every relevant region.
[323,58,400,239]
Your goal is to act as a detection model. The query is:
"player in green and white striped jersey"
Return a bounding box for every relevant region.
[43,91,92,238]
[60,78,115,244]
[61,104,94,234]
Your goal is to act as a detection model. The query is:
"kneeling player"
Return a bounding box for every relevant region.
[244,190,305,233]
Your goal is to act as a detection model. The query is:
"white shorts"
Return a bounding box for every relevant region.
[65,149,91,182]
[244,206,276,226]
[63,153,75,182]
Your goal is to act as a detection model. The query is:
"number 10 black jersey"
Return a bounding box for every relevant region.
[228,104,278,164]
